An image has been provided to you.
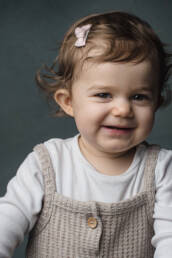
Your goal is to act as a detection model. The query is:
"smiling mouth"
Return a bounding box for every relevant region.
[103,125,133,130]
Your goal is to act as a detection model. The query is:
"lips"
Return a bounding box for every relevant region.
[101,125,134,136]
[102,125,134,130]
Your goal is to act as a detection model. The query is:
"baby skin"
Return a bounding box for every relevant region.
[54,60,159,176]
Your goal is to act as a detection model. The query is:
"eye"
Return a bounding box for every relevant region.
[95,93,111,99]
[132,94,150,101]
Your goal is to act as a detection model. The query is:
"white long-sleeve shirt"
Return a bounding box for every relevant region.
[0,134,172,257]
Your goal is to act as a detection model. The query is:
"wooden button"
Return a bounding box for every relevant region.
[87,217,97,229]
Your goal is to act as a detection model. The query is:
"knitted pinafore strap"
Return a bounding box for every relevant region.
[26,142,160,258]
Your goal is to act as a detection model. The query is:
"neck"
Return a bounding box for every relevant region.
[78,136,136,176]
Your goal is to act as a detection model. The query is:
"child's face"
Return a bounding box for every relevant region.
[62,60,158,157]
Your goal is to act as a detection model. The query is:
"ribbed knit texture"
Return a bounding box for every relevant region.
[26,143,160,258]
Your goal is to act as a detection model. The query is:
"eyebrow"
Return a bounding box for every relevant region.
[87,85,112,91]
[87,84,154,92]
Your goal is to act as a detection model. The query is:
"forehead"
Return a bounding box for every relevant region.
[73,60,158,90]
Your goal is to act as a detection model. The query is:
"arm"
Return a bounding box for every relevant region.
[152,149,172,258]
[0,152,44,258]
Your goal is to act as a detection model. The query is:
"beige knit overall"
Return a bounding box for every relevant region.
[26,143,160,258]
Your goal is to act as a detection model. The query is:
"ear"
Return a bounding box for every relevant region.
[54,89,74,117]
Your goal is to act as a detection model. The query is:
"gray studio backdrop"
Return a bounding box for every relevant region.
[0,0,172,257]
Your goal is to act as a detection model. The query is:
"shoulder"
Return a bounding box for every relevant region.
[157,146,172,161]
[149,146,172,209]
[141,142,172,188]
[144,143,172,174]
[155,146,172,183]
[17,135,77,174]
[42,135,77,157]
[44,136,75,149]
[137,142,172,185]
[32,134,78,169]
[141,142,172,167]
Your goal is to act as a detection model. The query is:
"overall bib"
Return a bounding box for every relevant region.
[26,143,160,258]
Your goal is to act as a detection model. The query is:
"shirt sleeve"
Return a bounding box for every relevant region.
[152,148,172,258]
[0,152,44,258]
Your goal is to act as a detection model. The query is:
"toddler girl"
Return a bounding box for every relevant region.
[0,11,172,258]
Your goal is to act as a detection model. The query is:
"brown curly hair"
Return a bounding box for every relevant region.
[36,11,172,116]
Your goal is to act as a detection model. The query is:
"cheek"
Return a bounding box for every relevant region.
[75,102,106,118]
[137,108,155,130]
[73,104,106,133]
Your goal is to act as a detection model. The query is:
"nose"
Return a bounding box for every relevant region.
[110,98,133,118]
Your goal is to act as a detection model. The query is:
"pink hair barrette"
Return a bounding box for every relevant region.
[74,24,92,47]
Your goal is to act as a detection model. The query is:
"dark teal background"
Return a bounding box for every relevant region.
[0,0,172,257]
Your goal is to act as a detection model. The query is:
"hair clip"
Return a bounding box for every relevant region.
[74,24,92,47]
